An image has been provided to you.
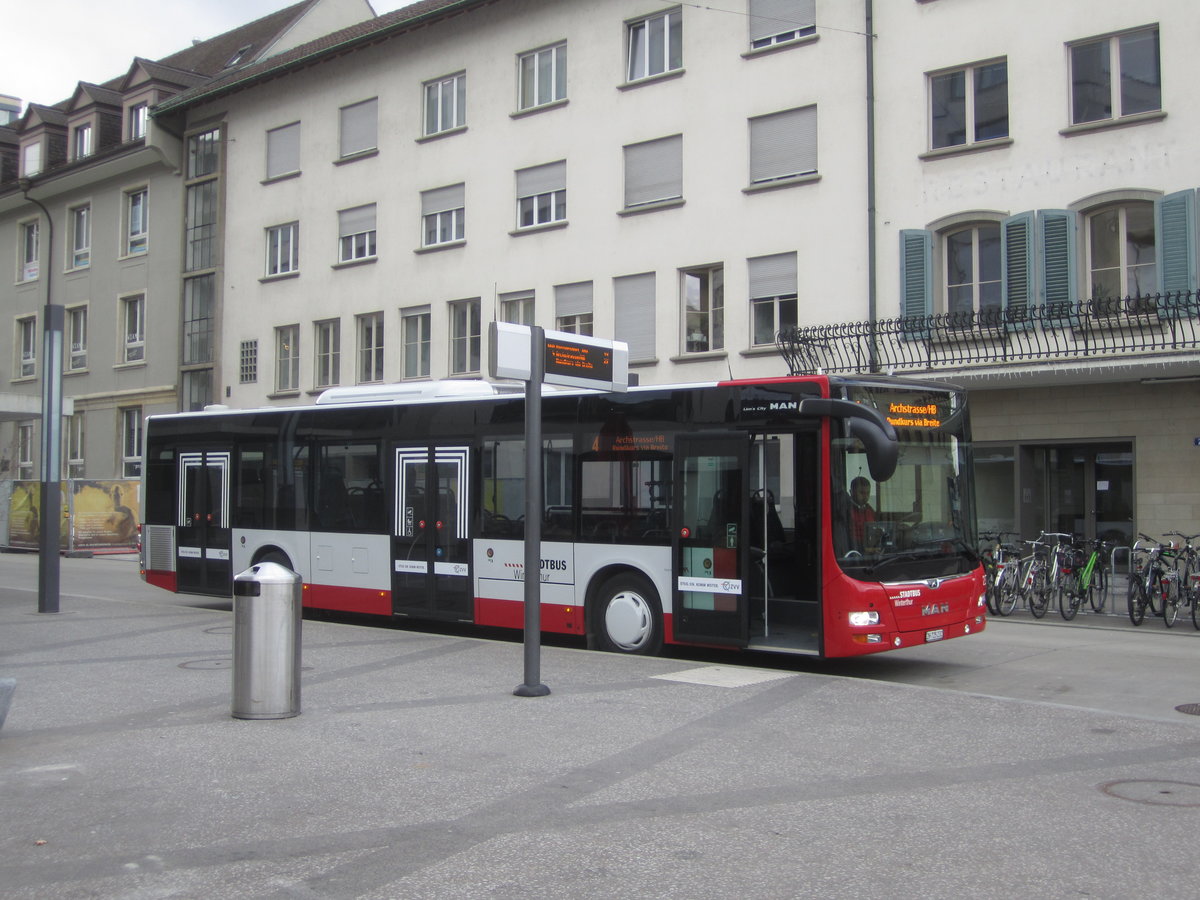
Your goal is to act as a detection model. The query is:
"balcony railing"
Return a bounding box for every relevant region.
[777,292,1200,376]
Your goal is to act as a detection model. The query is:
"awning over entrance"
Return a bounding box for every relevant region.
[0,393,74,423]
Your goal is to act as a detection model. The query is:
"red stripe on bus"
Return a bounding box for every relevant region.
[143,570,177,592]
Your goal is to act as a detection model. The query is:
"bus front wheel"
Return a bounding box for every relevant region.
[592,573,663,655]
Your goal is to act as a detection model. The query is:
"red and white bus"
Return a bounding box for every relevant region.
[140,374,985,658]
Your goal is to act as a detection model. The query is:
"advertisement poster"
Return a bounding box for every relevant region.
[70,481,141,550]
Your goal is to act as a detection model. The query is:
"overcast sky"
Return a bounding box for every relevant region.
[2,0,408,110]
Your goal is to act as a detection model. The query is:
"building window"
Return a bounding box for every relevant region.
[122,294,145,363]
[516,161,566,229]
[275,324,300,393]
[17,316,37,378]
[240,339,258,383]
[181,370,212,412]
[623,134,682,209]
[930,59,1008,150]
[749,0,815,49]
[18,423,34,479]
[22,142,42,177]
[129,103,148,140]
[554,281,593,335]
[125,187,149,255]
[627,8,682,82]
[187,128,220,179]
[402,306,431,379]
[421,184,465,247]
[338,205,377,263]
[682,264,724,353]
[1071,28,1160,126]
[519,42,567,110]
[121,407,143,477]
[614,273,655,362]
[339,98,378,158]
[749,105,817,185]
[182,275,214,365]
[449,298,481,375]
[944,225,1001,315]
[266,222,299,276]
[185,180,217,270]
[19,220,39,281]
[357,312,384,383]
[749,252,798,346]
[69,205,91,269]
[314,318,340,388]
[265,122,301,180]
[73,124,93,160]
[499,290,534,326]
[65,413,85,479]
[67,306,88,371]
[424,72,466,136]
[1086,202,1156,300]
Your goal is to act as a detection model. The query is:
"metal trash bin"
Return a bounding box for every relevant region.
[232,562,301,719]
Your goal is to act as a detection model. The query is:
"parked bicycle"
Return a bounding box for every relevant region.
[1058,536,1109,621]
[1128,533,1172,626]
[1018,533,1054,619]
[1161,532,1200,629]
[980,532,1021,616]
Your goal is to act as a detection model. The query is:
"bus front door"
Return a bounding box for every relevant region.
[391,445,472,621]
[672,434,749,646]
[175,450,233,597]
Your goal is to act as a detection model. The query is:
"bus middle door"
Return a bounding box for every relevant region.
[176,449,233,597]
[391,445,472,621]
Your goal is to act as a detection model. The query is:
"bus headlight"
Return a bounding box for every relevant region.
[849,611,880,627]
[978,592,988,608]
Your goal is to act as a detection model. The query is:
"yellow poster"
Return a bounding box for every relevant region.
[70,481,141,549]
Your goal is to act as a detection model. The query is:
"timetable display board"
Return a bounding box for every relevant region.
[490,322,628,391]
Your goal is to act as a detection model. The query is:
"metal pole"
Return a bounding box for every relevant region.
[515,325,550,697]
[20,181,62,615]
[865,0,879,373]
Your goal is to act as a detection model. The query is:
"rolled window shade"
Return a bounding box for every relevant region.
[421,183,465,216]
[749,0,814,43]
[554,281,592,318]
[340,98,378,157]
[614,273,655,361]
[516,160,565,197]
[266,122,300,178]
[339,204,376,236]
[750,105,817,182]
[748,252,797,298]
[624,135,682,207]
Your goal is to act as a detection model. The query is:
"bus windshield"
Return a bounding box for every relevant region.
[832,383,977,582]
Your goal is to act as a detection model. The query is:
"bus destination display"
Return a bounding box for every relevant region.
[544,338,613,383]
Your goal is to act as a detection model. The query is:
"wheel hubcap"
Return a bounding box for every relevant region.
[605,590,652,651]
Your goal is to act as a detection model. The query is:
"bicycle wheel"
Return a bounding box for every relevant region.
[1029,569,1049,619]
[1088,566,1107,613]
[1128,578,1148,626]
[1058,574,1080,621]
[1193,584,1200,630]
[1146,574,1164,616]
[996,567,1019,616]
[1162,577,1181,628]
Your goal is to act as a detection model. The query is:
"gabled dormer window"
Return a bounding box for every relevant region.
[73,124,93,160]
[129,104,148,140]
[21,141,42,176]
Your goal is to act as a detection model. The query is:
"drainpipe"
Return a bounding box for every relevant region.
[865,0,879,372]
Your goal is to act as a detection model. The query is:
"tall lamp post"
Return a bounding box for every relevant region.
[19,177,63,615]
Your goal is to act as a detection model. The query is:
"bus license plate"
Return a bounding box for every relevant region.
[925,628,944,643]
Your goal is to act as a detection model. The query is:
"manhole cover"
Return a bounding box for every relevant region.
[1101,780,1200,807]
[178,658,231,670]
[1175,703,1200,716]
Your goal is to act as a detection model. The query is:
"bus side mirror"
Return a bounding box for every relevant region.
[798,398,899,482]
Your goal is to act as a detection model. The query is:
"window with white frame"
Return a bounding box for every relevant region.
[65,412,85,478]
[339,98,378,158]
[623,134,682,209]
[314,318,340,388]
[69,204,91,269]
[275,324,300,393]
[627,8,682,82]
[19,219,39,281]
[18,422,34,479]
[944,225,1001,316]
[499,290,534,325]
[125,187,148,255]
[338,204,377,262]
[554,281,593,335]
[421,183,465,247]
[66,306,88,371]
[240,339,258,383]
[748,0,816,49]
[424,72,466,136]
[749,105,817,185]
[266,222,299,276]
[73,124,93,160]
[749,252,798,346]
[22,142,42,176]
[682,264,724,353]
[449,298,481,374]
[518,42,567,110]
[129,103,148,140]
[17,315,37,378]
[1070,27,1160,125]
[929,59,1008,150]
[122,294,145,363]
[402,306,431,379]
[1086,201,1156,300]
[121,407,142,477]
[357,312,384,383]
[516,161,566,228]
[265,122,300,179]
[614,272,655,362]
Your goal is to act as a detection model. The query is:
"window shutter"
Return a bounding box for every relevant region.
[624,135,682,207]
[266,123,300,178]
[750,106,817,183]
[339,99,378,157]
[1001,211,1035,326]
[1155,190,1197,311]
[339,204,376,237]
[748,252,797,298]
[554,281,592,318]
[421,183,465,216]
[749,0,815,43]
[516,161,566,198]
[899,229,932,339]
[1038,209,1077,326]
[614,273,656,361]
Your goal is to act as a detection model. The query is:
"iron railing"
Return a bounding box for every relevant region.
[777,292,1200,376]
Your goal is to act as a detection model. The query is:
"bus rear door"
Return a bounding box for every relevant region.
[392,445,473,621]
[672,434,749,646]
[176,449,233,596]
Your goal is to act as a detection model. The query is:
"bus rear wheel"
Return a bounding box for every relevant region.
[593,573,662,655]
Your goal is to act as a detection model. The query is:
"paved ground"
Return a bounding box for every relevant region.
[2,554,1199,899]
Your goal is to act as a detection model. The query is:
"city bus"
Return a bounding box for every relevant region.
[139,374,986,658]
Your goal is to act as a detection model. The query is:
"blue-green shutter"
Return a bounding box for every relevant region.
[899,229,932,339]
[1038,210,1078,327]
[1001,211,1034,327]
[1155,189,1197,316]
